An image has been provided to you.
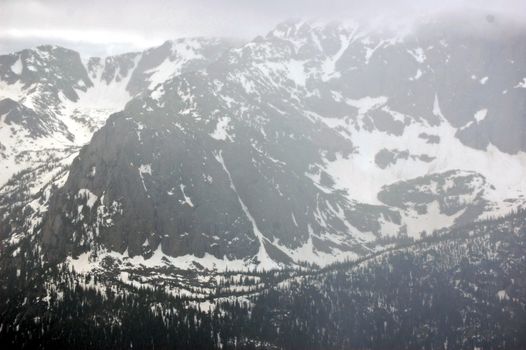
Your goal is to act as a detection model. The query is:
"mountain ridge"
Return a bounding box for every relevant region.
[1,17,526,271]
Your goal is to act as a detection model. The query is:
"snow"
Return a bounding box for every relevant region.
[59,56,139,146]
[253,59,307,88]
[409,69,423,81]
[237,74,256,93]
[0,80,25,101]
[0,52,137,208]
[286,60,307,86]
[138,164,152,192]
[77,55,139,110]
[327,201,377,243]
[291,213,298,226]
[322,33,353,81]
[432,93,446,121]
[251,141,286,166]
[274,234,358,267]
[403,201,465,239]
[215,150,282,270]
[76,79,131,112]
[179,184,194,207]
[146,58,182,89]
[346,96,388,115]
[497,290,509,301]
[460,109,489,131]
[319,93,526,235]
[210,116,231,141]
[474,109,487,123]
[0,108,75,187]
[78,189,98,208]
[11,56,23,75]
[150,85,164,101]
[365,40,386,64]
[67,251,93,274]
[3,26,526,273]
[379,216,401,236]
[69,244,254,277]
[514,78,526,88]
[171,39,204,60]
[138,163,152,175]
[145,39,206,89]
[407,48,426,63]
[12,246,21,257]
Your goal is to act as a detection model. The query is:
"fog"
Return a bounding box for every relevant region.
[0,0,525,56]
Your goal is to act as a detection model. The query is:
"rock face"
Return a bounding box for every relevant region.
[37,16,526,266]
[0,45,92,102]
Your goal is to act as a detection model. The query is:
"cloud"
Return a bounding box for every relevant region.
[0,0,524,56]
[1,28,162,47]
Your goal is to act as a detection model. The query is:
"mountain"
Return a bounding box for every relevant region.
[1,13,526,349]
[0,39,233,185]
[18,16,524,271]
[0,38,234,242]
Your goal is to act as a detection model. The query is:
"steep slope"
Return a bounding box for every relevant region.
[39,16,526,269]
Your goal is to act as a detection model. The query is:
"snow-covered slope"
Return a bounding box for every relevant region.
[0,39,233,187]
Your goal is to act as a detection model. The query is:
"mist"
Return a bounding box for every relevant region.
[1,0,525,56]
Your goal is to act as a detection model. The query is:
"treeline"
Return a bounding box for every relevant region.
[0,209,525,349]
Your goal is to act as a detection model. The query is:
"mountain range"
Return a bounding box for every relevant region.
[2,16,525,270]
[1,14,526,349]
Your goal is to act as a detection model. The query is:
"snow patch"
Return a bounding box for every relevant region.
[138,164,152,192]
[407,48,425,63]
[403,201,465,239]
[78,189,98,208]
[514,78,526,88]
[322,33,353,81]
[474,109,487,123]
[139,163,152,175]
[346,96,388,115]
[409,69,422,81]
[497,290,509,301]
[179,184,194,207]
[210,116,231,141]
[11,56,23,75]
[286,60,307,86]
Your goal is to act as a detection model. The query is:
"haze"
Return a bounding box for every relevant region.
[0,0,525,56]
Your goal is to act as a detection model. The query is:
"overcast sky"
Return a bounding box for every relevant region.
[0,0,525,56]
